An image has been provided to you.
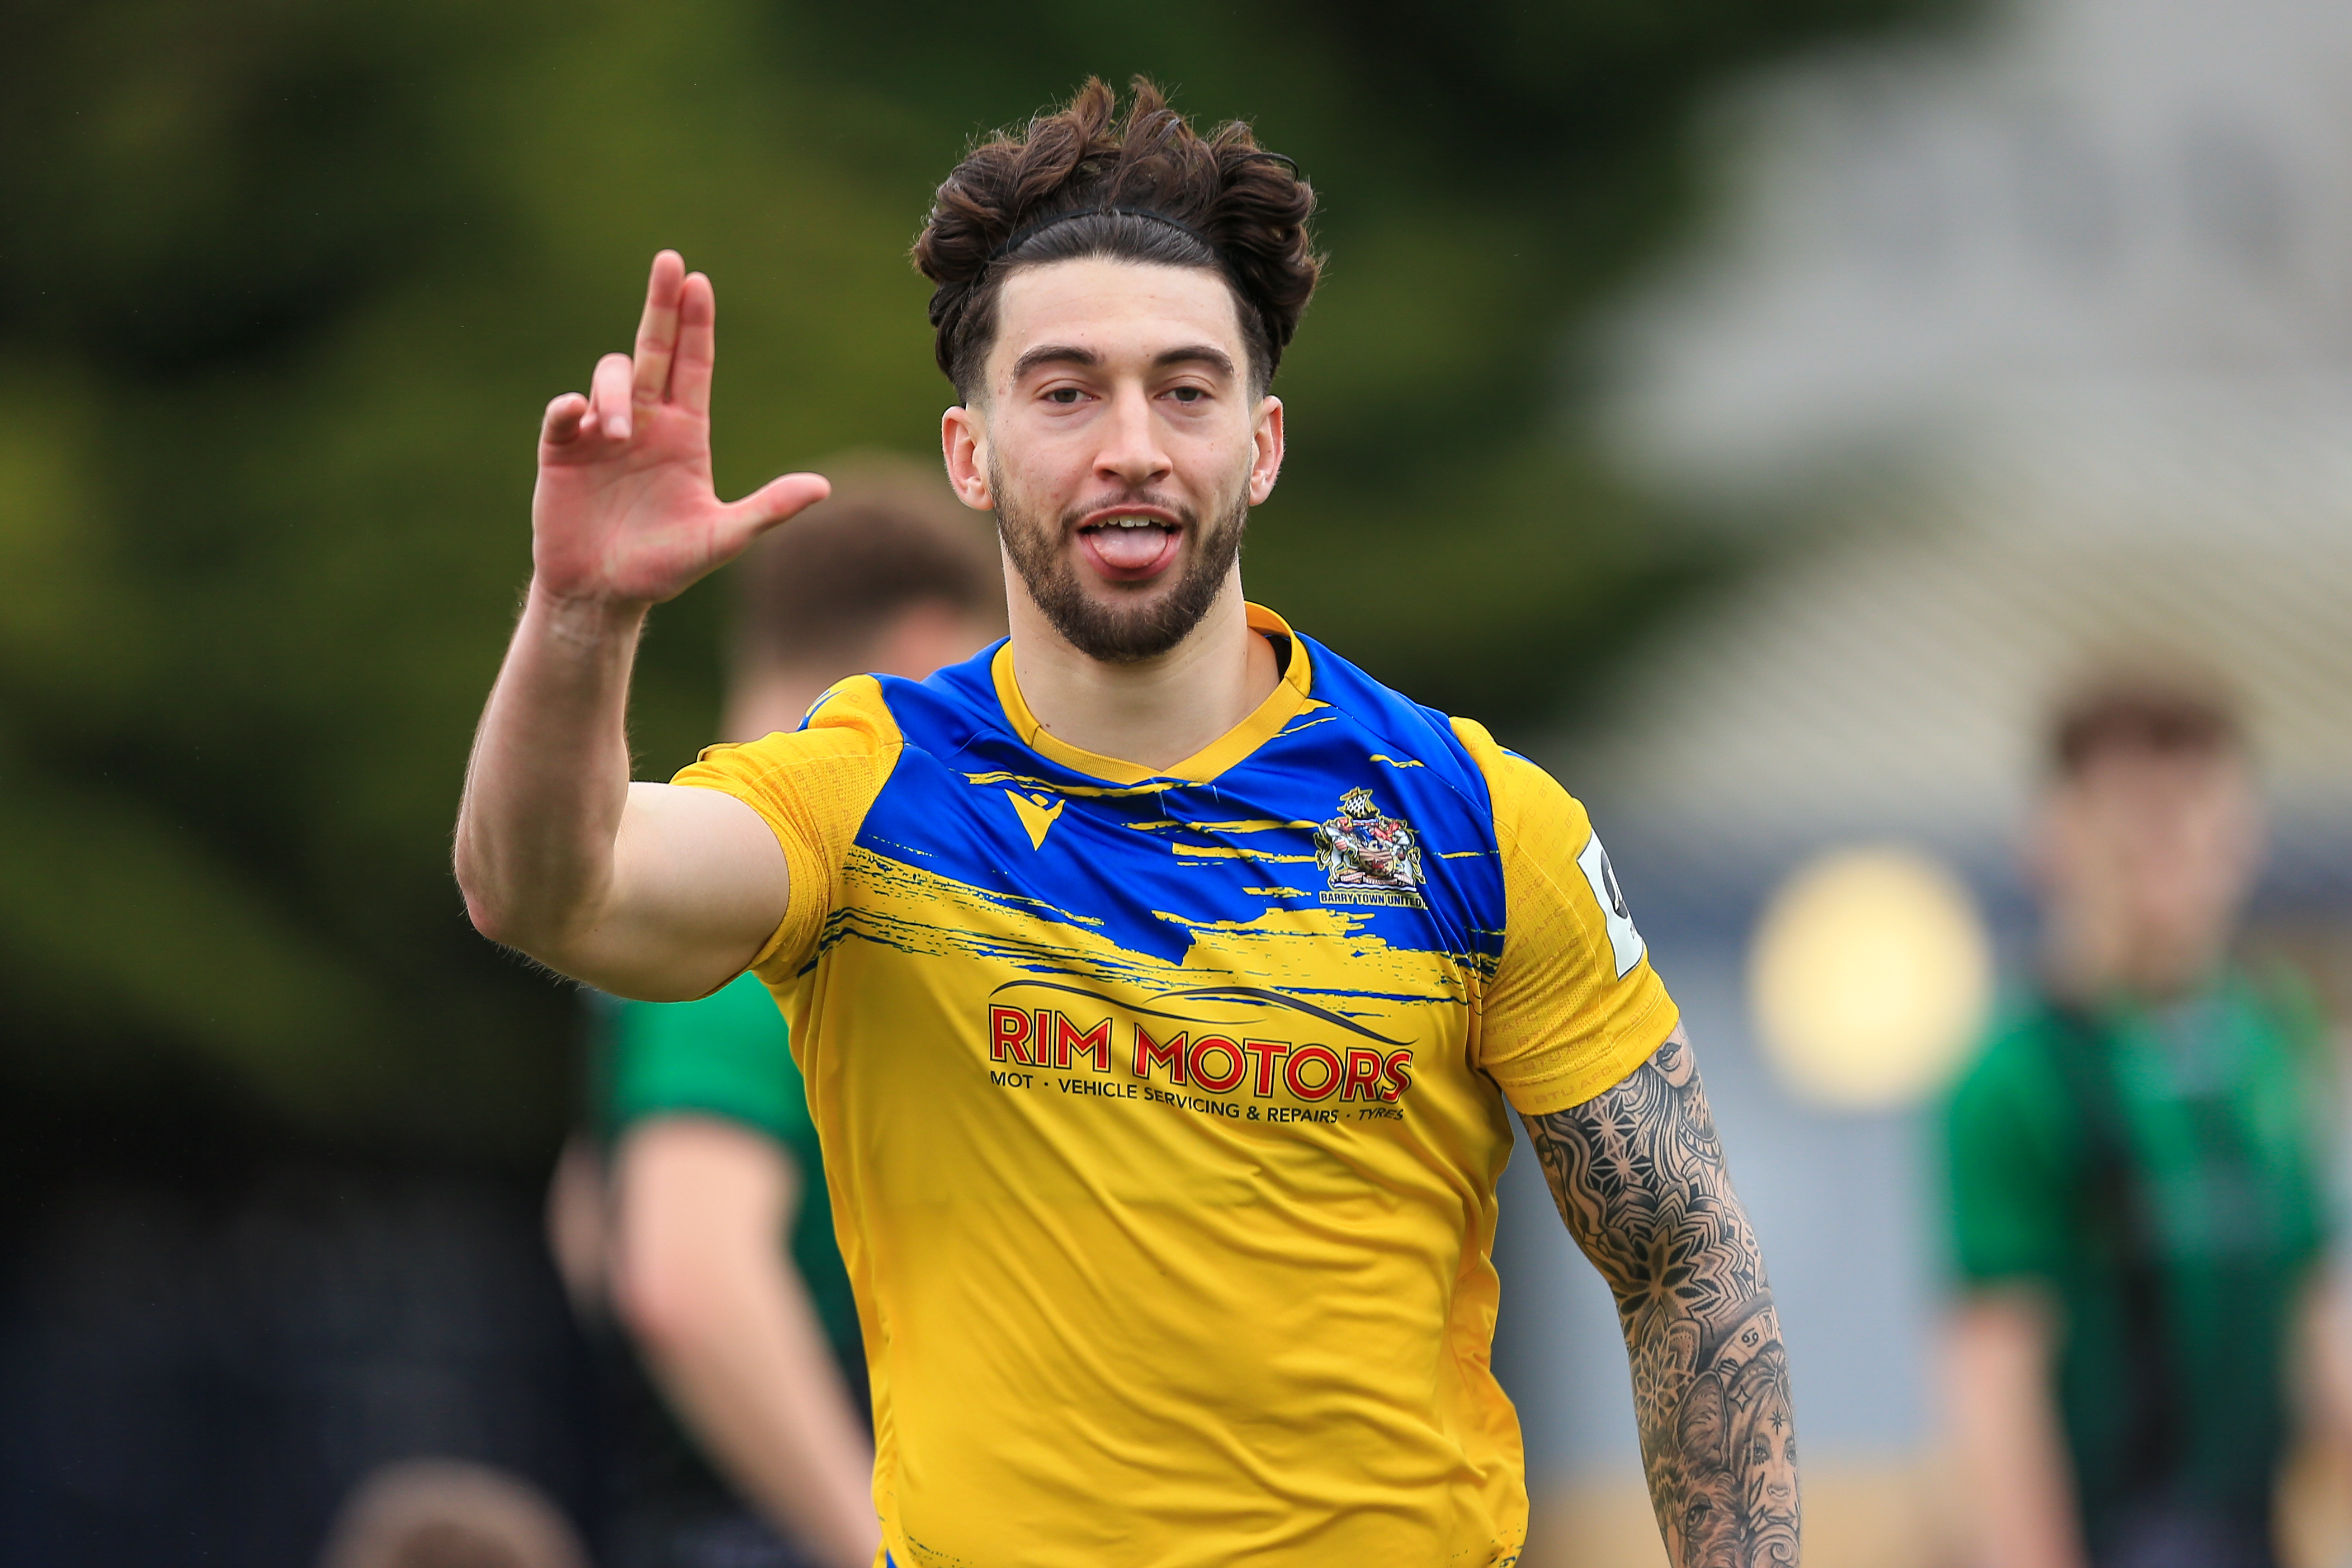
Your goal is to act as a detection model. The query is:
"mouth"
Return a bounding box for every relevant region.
[1074,511,1183,582]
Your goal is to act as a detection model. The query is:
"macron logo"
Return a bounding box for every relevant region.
[1004,790,1066,850]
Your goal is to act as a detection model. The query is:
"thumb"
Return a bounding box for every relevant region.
[720,471,832,552]
[715,470,837,561]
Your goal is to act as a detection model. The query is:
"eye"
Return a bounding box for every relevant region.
[1169,385,1206,403]
[1045,387,1083,405]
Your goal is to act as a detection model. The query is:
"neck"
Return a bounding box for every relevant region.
[2042,911,2223,1005]
[1005,570,1279,772]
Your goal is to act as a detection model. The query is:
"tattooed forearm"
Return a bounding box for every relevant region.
[1522,1024,1800,1568]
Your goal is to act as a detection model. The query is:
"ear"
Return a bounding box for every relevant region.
[942,404,994,511]
[1248,396,1285,506]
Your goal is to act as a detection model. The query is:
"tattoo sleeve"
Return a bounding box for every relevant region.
[1520,1024,1801,1568]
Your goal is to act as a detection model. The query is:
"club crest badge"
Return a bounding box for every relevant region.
[1314,787,1427,908]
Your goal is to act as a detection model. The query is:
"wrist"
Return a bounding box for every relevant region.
[525,577,653,643]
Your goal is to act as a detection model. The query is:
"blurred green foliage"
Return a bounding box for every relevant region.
[0,0,1945,1153]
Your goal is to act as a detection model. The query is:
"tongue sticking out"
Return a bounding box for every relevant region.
[1087,525,1175,575]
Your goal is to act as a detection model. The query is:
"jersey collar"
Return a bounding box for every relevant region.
[989,603,1315,787]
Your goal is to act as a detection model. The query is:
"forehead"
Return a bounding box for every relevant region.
[989,257,1246,377]
[2066,744,2251,813]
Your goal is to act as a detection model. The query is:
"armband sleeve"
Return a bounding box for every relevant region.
[1454,717,1679,1116]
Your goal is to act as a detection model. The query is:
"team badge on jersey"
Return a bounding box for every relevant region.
[1314,787,1427,908]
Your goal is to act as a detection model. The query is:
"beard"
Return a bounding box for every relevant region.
[991,464,1250,664]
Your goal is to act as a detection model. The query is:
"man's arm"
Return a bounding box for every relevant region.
[611,1117,879,1568]
[1941,1288,2085,1568]
[2303,1268,2352,1437]
[1519,1024,1802,1568]
[452,251,827,999]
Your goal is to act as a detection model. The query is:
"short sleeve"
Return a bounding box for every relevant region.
[1942,1028,2074,1286]
[669,676,902,983]
[607,973,810,1150]
[1454,718,1680,1116]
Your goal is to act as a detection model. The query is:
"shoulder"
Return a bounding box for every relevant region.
[2236,960,2330,1051]
[1437,710,1624,960]
[673,676,903,799]
[674,639,1007,788]
[1297,634,1600,844]
[865,639,1009,763]
[1445,715,1595,846]
[1943,995,2075,1151]
[1293,633,1496,818]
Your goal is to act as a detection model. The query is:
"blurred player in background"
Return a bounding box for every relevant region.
[467,79,1798,1567]
[545,462,1003,1568]
[318,1459,589,1568]
[1942,671,2352,1568]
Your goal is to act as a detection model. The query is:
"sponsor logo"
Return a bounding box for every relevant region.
[982,981,1419,1109]
[1312,787,1426,909]
[1003,788,1065,849]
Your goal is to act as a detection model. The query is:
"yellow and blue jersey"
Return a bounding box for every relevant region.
[676,604,1677,1567]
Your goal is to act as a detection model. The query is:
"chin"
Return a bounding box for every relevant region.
[1075,573,1186,613]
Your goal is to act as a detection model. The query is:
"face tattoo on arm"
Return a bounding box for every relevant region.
[1520,1023,1801,1568]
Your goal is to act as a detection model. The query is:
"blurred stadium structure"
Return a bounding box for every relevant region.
[1495,0,2352,1561]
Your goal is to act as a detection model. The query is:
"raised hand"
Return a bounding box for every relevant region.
[533,251,829,607]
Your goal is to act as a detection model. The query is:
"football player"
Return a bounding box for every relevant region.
[457,78,1800,1568]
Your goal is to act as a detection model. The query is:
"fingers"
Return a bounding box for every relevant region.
[541,391,589,448]
[584,352,635,442]
[631,251,686,405]
[546,254,705,460]
[671,272,717,417]
[723,471,832,549]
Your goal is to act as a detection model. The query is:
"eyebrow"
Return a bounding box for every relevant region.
[1007,342,1240,383]
[1009,344,1100,382]
[1152,344,1237,379]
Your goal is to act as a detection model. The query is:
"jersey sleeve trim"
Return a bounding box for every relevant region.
[1497,962,1679,1116]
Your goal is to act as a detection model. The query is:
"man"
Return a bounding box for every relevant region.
[545,465,1003,1568]
[459,79,1798,1566]
[1942,672,2347,1568]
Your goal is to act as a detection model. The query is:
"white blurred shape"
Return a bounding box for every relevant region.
[1750,846,1993,1110]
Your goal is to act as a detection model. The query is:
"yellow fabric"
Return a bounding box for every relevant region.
[1455,717,1680,1116]
[668,631,1675,1567]
[679,676,901,975]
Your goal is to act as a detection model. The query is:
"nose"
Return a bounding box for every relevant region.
[1093,381,1171,490]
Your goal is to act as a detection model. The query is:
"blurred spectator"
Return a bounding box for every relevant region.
[1939,668,2352,1568]
[545,459,1003,1568]
[317,1458,588,1568]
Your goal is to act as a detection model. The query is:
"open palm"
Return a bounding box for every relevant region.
[532,251,827,607]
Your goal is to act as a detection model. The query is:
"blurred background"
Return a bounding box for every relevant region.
[4,0,2350,1564]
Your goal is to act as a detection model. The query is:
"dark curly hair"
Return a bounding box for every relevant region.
[914,77,1322,402]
